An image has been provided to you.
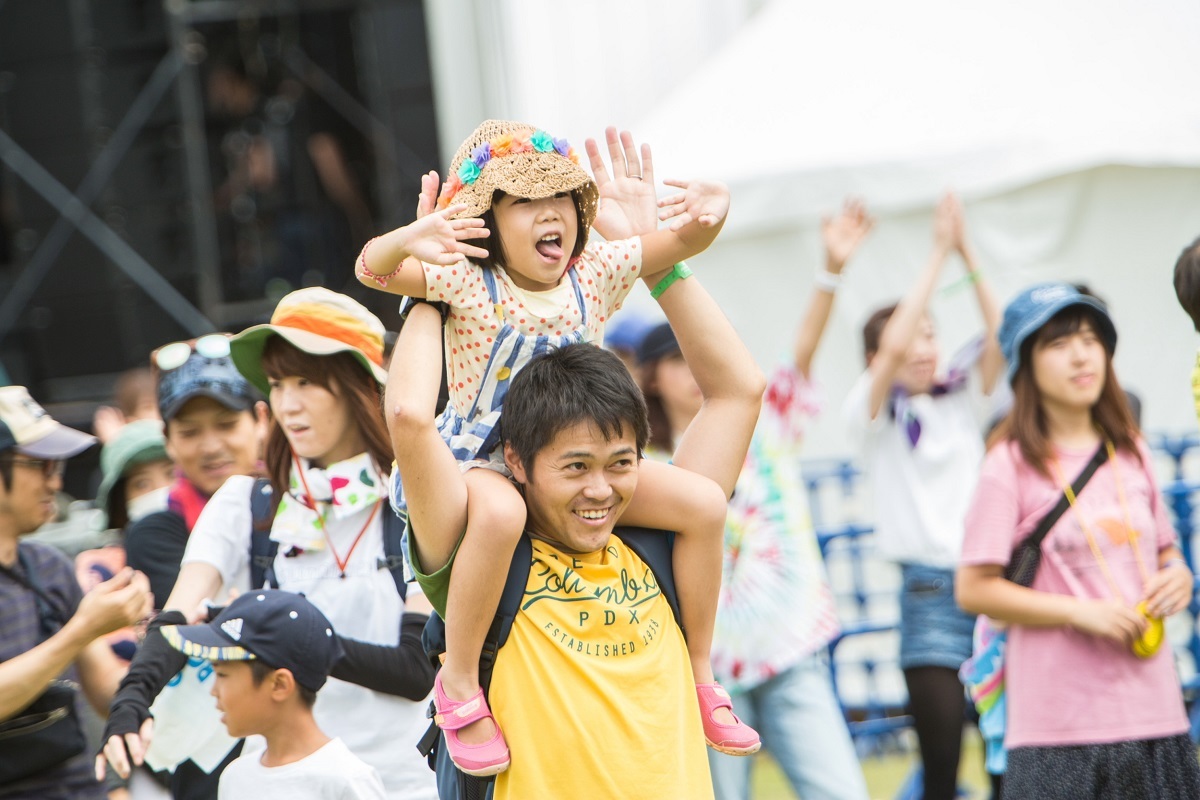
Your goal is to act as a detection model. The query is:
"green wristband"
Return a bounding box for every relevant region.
[650,262,693,299]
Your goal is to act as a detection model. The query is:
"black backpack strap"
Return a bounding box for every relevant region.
[610,527,683,636]
[376,506,408,602]
[479,534,531,691]
[417,534,531,797]
[247,479,278,590]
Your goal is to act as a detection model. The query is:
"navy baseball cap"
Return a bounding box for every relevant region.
[160,590,343,692]
[635,322,681,366]
[606,313,657,354]
[156,349,259,422]
[998,282,1117,384]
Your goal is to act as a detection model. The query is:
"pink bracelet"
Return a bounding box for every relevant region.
[358,237,403,287]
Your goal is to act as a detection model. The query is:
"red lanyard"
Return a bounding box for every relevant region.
[292,453,381,579]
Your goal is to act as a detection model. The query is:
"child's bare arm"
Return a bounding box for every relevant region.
[386,303,468,572]
[356,179,490,298]
[641,180,729,277]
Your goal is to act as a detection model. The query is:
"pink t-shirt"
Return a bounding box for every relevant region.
[961,438,1188,748]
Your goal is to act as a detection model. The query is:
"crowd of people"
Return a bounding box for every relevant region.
[3,120,1200,800]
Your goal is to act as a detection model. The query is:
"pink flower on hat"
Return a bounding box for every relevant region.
[509,130,533,154]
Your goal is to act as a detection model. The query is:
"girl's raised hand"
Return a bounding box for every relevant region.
[398,204,489,266]
[587,127,658,240]
[416,171,440,220]
[658,179,730,232]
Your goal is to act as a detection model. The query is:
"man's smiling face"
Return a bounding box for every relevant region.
[505,419,639,554]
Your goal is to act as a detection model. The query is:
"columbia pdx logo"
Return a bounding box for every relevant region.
[221,618,244,641]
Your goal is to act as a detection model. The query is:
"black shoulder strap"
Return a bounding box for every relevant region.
[248,479,278,590]
[249,480,409,599]
[0,546,67,640]
[1018,442,1108,553]
[418,534,530,798]
[610,527,683,635]
[479,534,532,691]
[376,507,408,601]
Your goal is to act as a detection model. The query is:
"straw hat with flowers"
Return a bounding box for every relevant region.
[435,119,600,242]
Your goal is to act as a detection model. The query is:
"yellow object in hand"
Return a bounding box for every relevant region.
[1132,601,1165,659]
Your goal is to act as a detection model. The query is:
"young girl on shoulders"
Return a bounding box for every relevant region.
[957,282,1200,799]
[355,121,757,775]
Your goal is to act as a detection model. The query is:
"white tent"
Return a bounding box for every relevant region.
[629,0,1200,456]
[424,0,1200,456]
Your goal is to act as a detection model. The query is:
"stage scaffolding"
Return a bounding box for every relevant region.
[0,0,437,403]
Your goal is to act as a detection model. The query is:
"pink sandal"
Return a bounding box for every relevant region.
[696,683,761,756]
[432,672,511,776]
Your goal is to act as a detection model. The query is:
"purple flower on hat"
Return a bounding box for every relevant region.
[470,143,492,169]
[531,130,555,153]
[553,137,570,157]
[458,159,482,185]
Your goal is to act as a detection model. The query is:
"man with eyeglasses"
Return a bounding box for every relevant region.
[0,385,153,799]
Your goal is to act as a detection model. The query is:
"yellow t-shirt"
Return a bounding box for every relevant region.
[489,536,713,799]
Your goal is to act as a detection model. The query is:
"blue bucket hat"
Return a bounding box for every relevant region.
[998,282,1117,384]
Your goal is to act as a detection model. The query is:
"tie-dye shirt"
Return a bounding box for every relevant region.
[651,365,841,692]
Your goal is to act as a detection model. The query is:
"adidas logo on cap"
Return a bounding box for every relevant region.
[221,618,244,641]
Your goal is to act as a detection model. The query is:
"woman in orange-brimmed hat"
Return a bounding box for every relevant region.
[100,288,439,798]
[351,121,760,776]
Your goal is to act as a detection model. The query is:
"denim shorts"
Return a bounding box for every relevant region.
[898,563,976,670]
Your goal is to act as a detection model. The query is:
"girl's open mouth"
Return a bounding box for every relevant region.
[535,234,563,262]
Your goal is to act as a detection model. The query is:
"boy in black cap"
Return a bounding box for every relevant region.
[160,590,384,799]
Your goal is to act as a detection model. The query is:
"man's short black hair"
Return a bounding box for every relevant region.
[1174,236,1200,333]
[501,343,650,471]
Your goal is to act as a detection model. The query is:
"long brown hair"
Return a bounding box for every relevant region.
[259,337,391,504]
[988,305,1139,476]
[637,362,674,454]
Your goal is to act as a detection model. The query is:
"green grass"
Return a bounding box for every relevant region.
[749,730,992,800]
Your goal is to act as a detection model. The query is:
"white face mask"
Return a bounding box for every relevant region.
[125,486,170,524]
